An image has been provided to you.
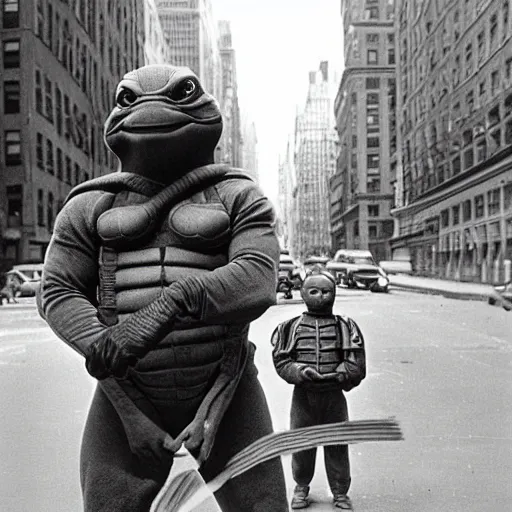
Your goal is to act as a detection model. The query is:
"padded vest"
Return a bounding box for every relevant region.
[98,185,232,404]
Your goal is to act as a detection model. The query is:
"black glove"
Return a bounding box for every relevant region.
[86,294,180,379]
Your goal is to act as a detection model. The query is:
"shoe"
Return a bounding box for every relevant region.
[333,494,353,510]
[291,485,310,509]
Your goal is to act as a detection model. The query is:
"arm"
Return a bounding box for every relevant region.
[38,192,114,355]
[335,316,366,391]
[271,321,308,385]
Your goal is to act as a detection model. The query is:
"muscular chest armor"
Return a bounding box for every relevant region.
[97,185,233,403]
[294,314,342,374]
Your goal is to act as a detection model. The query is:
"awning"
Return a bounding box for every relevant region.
[2,228,21,241]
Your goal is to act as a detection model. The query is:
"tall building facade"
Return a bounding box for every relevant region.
[331,0,396,262]
[240,112,259,182]
[277,137,296,251]
[156,0,221,100]
[391,0,512,283]
[217,20,241,167]
[292,61,337,261]
[0,0,148,268]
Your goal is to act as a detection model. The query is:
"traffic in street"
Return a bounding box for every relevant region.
[1,287,511,512]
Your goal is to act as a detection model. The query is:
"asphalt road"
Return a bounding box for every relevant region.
[0,288,511,512]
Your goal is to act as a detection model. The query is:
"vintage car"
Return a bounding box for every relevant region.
[326,249,389,292]
[6,263,44,297]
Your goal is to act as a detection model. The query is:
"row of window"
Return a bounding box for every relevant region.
[36,132,90,186]
[34,70,92,158]
[439,186,508,230]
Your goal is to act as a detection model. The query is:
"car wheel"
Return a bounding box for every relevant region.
[488,297,497,306]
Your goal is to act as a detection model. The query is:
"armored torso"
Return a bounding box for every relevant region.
[98,184,235,405]
[293,313,342,374]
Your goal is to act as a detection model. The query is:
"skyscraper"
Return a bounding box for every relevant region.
[331,0,396,262]
[240,112,259,183]
[155,0,221,100]
[217,20,241,167]
[292,61,337,260]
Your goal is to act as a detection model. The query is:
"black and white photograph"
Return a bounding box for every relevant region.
[0,1,511,511]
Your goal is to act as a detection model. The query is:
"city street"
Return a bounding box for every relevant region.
[1,288,511,512]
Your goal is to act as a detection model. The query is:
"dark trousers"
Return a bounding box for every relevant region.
[80,360,288,512]
[290,386,351,496]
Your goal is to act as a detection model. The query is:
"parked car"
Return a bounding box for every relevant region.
[6,263,44,297]
[326,249,389,292]
[303,255,331,272]
[278,250,298,299]
[488,281,512,311]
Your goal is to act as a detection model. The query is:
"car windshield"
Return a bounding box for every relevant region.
[336,255,375,265]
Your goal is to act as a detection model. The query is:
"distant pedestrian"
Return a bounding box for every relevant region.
[271,265,366,510]
[0,272,18,305]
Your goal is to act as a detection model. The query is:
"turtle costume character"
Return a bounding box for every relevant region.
[39,64,288,512]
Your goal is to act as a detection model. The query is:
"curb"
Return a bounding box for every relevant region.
[389,283,490,302]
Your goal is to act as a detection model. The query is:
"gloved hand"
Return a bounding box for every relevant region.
[301,367,326,381]
[85,328,144,379]
[85,295,179,379]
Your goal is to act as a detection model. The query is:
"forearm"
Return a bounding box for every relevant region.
[39,193,110,355]
[274,360,307,385]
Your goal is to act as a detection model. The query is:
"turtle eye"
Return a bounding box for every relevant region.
[170,78,200,102]
[116,88,138,107]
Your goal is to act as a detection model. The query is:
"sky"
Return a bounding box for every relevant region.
[212,0,344,204]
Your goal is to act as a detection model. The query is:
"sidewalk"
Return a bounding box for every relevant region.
[388,273,495,301]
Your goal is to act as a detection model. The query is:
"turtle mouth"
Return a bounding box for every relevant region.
[120,122,191,134]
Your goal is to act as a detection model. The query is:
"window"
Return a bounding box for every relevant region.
[475,194,485,218]
[75,163,80,186]
[464,148,474,169]
[365,6,379,20]
[441,209,449,227]
[56,148,63,180]
[367,177,380,192]
[47,192,54,230]
[55,87,62,135]
[367,154,380,169]
[367,137,380,148]
[368,205,379,217]
[466,90,474,113]
[465,43,473,78]
[476,139,487,162]
[35,70,43,114]
[488,188,500,215]
[369,224,378,238]
[46,139,54,174]
[45,77,53,123]
[352,135,357,148]
[65,156,72,184]
[491,71,500,95]
[504,2,510,40]
[3,39,20,68]
[388,48,395,64]
[490,13,498,49]
[5,130,21,165]
[366,33,379,43]
[64,95,71,139]
[37,189,44,226]
[463,199,472,221]
[366,78,380,89]
[387,33,395,44]
[6,184,22,227]
[452,155,461,175]
[3,80,19,113]
[367,50,378,64]
[479,80,486,98]
[3,0,19,28]
[452,205,460,225]
[477,31,485,62]
[36,133,44,169]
